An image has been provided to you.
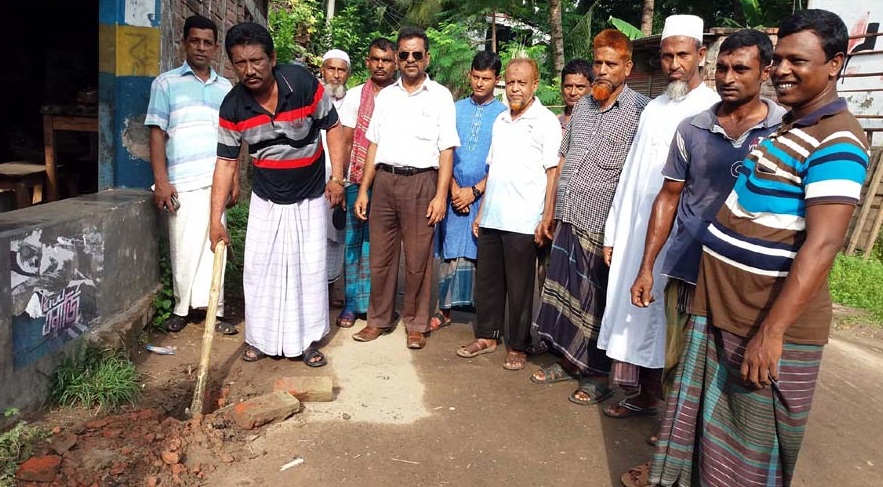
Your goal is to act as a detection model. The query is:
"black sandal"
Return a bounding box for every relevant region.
[241,346,267,362]
[165,315,188,332]
[303,348,327,368]
[214,320,238,335]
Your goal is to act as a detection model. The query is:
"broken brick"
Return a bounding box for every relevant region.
[16,455,62,482]
[231,391,301,430]
[272,376,334,402]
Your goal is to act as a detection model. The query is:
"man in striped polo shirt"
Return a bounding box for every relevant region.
[646,10,870,487]
[146,15,235,335]
[209,23,345,367]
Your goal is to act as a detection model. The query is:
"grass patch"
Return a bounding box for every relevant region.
[829,253,883,323]
[225,201,249,294]
[1,410,48,486]
[48,345,140,411]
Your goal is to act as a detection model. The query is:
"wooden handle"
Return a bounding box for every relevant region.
[188,240,227,417]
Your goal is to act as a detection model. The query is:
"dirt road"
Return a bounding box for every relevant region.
[132,311,883,487]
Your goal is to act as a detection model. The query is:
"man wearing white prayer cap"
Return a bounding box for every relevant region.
[321,49,351,104]
[320,48,352,292]
[595,13,720,427]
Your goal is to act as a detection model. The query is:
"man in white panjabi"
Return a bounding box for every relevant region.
[598,14,720,418]
[320,49,351,287]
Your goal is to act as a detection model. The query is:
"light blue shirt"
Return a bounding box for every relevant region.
[145,62,232,192]
[439,96,506,260]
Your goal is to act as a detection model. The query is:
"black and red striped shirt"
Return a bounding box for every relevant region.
[217,64,339,204]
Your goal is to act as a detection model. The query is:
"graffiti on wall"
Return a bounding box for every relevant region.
[11,228,104,369]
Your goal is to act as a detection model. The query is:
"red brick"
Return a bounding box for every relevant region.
[231,391,301,430]
[16,455,61,482]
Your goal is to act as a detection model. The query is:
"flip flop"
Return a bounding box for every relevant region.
[241,346,267,362]
[335,310,356,328]
[568,378,613,406]
[604,399,659,419]
[620,462,651,487]
[430,311,452,331]
[530,363,577,384]
[456,339,497,358]
[303,348,327,368]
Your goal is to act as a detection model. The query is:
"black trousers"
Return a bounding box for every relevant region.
[474,228,537,351]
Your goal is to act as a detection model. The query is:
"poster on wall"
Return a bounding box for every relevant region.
[809,0,883,144]
[11,227,103,369]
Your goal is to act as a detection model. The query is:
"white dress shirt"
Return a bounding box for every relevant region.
[480,97,562,235]
[366,76,460,168]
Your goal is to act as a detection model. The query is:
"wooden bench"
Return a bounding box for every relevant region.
[0,161,45,209]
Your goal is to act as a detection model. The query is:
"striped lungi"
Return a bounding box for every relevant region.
[244,193,330,357]
[651,315,823,487]
[536,223,610,373]
[343,184,370,314]
[438,257,476,309]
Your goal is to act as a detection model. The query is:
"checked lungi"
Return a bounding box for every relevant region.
[243,193,330,357]
[438,257,476,309]
[343,184,370,314]
[651,315,823,487]
[536,222,612,374]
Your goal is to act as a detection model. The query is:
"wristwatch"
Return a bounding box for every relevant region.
[471,186,483,199]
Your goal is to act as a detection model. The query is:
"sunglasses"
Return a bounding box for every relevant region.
[398,51,425,61]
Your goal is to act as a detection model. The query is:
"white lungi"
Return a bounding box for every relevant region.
[244,193,330,357]
[168,186,225,317]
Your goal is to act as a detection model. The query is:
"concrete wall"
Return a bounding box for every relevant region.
[0,190,158,413]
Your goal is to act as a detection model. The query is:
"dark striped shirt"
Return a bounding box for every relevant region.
[555,86,649,233]
[218,64,339,204]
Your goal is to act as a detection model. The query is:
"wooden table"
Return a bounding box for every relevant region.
[42,113,98,201]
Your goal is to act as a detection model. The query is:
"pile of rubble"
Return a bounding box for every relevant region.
[14,376,330,486]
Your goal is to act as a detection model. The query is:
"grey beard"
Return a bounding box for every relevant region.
[326,83,347,101]
[665,80,690,102]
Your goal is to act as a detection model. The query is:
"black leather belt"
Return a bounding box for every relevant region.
[376,163,436,176]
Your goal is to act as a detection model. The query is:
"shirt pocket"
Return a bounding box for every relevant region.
[596,135,627,170]
[413,108,438,141]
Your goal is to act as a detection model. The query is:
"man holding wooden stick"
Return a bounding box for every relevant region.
[209,22,345,367]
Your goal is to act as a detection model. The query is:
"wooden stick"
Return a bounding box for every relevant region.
[189,240,226,417]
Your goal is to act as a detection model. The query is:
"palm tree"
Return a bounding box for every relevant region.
[550,0,564,73]
[641,0,654,36]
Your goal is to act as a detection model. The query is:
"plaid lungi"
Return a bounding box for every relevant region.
[244,194,330,357]
[651,315,824,487]
[438,257,476,309]
[343,184,370,314]
[536,223,610,373]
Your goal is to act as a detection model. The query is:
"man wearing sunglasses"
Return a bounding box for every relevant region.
[353,27,460,350]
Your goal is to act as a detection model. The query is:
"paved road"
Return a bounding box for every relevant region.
[195,315,883,486]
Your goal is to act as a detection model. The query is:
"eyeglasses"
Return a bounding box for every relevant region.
[398,51,425,61]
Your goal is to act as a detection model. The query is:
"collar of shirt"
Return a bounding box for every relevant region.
[693,98,785,132]
[580,84,639,114]
[467,95,499,107]
[180,61,219,84]
[392,74,433,96]
[499,97,544,123]
[240,67,297,114]
[781,97,847,129]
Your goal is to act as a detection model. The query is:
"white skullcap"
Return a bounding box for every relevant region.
[661,15,704,42]
[322,49,350,66]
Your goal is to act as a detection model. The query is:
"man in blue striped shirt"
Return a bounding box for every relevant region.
[146,15,235,334]
[644,10,870,487]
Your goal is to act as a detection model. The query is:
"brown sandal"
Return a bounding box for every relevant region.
[620,462,651,487]
[456,339,497,358]
[502,351,527,371]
